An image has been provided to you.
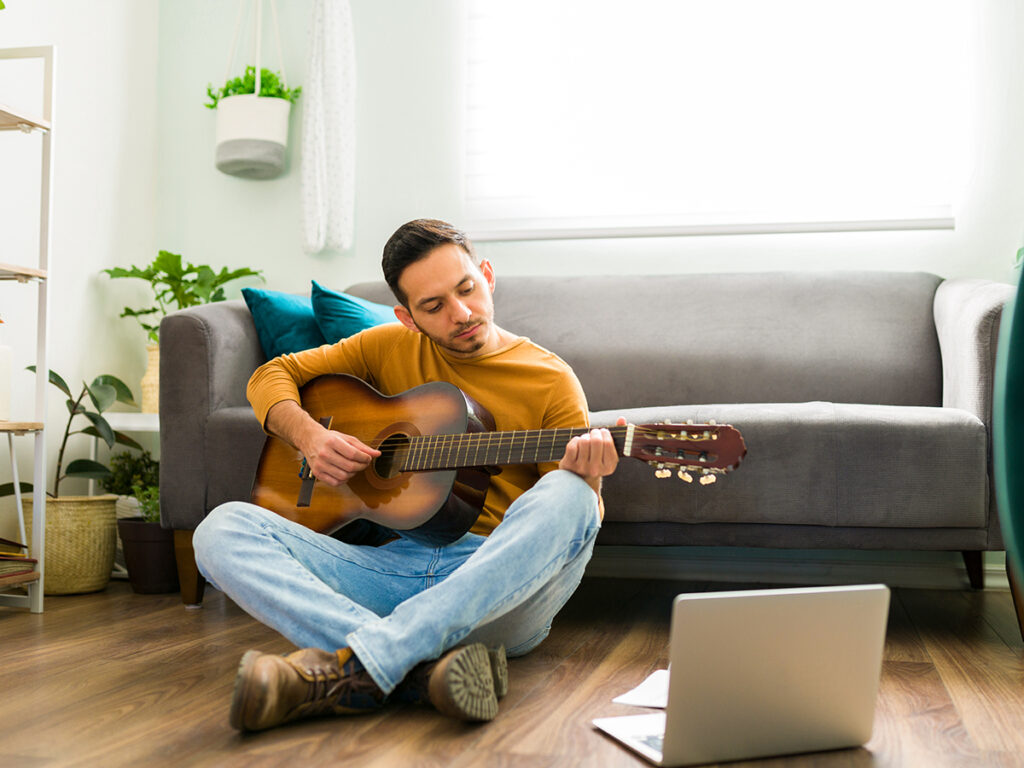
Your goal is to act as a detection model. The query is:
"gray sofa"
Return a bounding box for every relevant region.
[160,271,1015,608]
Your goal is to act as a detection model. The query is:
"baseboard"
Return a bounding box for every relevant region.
[586,546,1010,591]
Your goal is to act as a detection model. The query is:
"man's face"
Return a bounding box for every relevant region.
[394,243,500,358]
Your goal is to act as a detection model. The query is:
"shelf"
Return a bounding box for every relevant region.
[1,45,53,614]
[0,101,49,132]
[105,412,159,432]
[0,262,48,281]
[0,570,40,588]
[0,422,44,435]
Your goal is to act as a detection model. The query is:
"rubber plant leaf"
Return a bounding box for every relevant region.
[64,458,112,480]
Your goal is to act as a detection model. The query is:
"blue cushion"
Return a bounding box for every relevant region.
[311,280,396,342]
[242,287,327,359]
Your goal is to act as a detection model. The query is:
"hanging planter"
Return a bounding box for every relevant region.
[206,0,301,180]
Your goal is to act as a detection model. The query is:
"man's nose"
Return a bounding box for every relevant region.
[451,300,472,321]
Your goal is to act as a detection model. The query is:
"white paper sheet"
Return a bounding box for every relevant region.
[612,668,669,708]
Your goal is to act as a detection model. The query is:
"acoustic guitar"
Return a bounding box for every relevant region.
[251,374,747,545]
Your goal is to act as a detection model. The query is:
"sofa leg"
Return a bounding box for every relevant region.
[961,550,984,590]
[174,529,206,607]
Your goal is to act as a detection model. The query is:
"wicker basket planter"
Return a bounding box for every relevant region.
[141,343,160,414]
[24,495,118,594]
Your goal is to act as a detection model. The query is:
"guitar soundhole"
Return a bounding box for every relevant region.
[373,433,410,480]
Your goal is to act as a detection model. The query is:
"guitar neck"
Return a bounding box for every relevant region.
[399,426,630,471]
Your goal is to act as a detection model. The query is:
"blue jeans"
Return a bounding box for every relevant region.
[193,469,601,694]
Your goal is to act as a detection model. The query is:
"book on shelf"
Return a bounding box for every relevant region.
[0,552,38,577]
[0,534,28,552]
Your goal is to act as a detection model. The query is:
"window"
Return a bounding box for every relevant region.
[463,0,970,240]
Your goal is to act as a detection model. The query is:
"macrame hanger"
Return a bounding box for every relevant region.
[223,0,289,97]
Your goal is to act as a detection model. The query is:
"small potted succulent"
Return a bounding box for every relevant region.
[205,65,302,179]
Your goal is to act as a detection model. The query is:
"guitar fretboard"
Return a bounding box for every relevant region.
[393,426,631,471]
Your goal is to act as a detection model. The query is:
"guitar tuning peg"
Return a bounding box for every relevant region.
[685,419,695,425]
[654,468,672,479]
[699,473,717,485]
[678,470,693,483]
[708,419,717,425]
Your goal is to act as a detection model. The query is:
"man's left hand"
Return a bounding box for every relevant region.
[559,417,626,496]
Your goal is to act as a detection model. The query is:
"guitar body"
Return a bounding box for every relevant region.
[251,375,492,545]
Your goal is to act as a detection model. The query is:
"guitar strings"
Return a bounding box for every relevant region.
[367,425,726,472]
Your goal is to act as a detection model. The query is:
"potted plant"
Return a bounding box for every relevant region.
[9,368,142,594]
[102,249,263,412]
[205,65,302,179]
[102,449,159,568]
[117,483,179,594]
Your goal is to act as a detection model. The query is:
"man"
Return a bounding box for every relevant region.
[193,219,622,732]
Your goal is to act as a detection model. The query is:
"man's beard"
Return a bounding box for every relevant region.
[417,317,489,356]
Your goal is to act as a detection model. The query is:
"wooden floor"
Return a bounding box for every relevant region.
[2,576,1024,768]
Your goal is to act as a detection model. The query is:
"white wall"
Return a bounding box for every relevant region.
[0,1,159,537]
[155,0,1024,291]
[0,0,1021,543]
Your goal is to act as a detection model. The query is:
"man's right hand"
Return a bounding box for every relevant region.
[265,400,381,487]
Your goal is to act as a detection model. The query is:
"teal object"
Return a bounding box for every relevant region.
[242,287,327,359]
[311,280,396,342]
[994,268,1023,618]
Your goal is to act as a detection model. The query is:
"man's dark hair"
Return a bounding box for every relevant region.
[382,219,477,306]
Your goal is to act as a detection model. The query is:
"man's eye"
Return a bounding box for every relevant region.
[461,283,474,295]
[425,304,442,314]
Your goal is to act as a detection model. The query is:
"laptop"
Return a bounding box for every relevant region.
[593,584,890,766]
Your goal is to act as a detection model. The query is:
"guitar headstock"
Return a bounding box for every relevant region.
[623,421,747,484]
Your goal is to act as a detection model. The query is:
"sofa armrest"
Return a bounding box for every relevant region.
[159,300,265,530]
[934,278,1016,424]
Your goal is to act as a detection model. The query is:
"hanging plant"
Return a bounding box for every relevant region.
[208,0,301,181]
[205,66,301,109]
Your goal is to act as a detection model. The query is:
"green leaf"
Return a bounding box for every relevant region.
[92,375,136,407]
[79,426,145,452]
[65,459,112,481]
[81,412,115,448]
[0,481,33,498]
[27,366,73,399]
[118,306,160,319]
[65,398,85,416]
[86,381,116,413]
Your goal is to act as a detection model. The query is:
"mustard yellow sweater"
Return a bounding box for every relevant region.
[247,323,590,535]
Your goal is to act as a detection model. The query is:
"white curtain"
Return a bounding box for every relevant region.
[301,0,356,253]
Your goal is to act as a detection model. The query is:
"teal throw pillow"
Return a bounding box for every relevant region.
[242,287,328,359]
[311,280,396,342]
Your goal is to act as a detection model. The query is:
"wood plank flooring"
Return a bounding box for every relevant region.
[2,576,1023,767]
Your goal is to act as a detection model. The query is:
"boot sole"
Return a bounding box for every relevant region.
[488,646,509,700]
[229,649,263,732]
[428,643,499,721]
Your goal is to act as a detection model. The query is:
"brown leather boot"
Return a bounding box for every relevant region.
[229,647,386,732]
[393,643,506,721]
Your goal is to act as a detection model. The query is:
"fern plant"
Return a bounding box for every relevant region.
[205,66,302,109]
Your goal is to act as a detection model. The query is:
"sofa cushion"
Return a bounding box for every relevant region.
[311,280,397,341]
[242,287,327,359]
[593,402,987,529]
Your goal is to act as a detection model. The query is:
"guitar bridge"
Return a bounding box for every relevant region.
[296,415,333,508]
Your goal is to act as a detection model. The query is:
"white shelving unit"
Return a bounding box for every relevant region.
[0,46,54,613]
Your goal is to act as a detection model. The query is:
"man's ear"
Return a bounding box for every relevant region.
[480,259,496,292]
[394,304,421,333]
